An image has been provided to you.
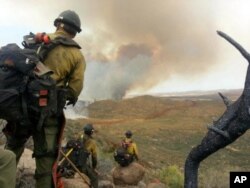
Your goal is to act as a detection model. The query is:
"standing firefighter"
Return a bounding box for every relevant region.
[81,123,98,188]
[4,10,86,188]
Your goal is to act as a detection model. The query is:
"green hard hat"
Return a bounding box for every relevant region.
[125,130,132,137]
[54,10,81,33]
[83,124,94,135]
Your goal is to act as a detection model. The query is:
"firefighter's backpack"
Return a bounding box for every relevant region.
[114,147,133,167]
[0,43,55,126]
[0,32,80,129]
[59,139,90,176]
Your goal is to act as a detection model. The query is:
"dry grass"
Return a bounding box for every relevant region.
[63,94,250,187]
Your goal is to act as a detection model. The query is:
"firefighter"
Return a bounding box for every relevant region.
[81,123,98,188]
[0,149,16,188]
[121,130,139,161]
[5,10,86,188]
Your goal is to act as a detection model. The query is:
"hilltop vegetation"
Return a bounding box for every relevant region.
[64,93,250,187]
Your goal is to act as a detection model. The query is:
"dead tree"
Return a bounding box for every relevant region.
[184,31,250,188]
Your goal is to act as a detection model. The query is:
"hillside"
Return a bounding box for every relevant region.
[63,91,250,187]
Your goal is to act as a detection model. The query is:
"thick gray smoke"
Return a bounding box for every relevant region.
[2,0,246,100]
[81,45,152,100]
[77,1,221,100]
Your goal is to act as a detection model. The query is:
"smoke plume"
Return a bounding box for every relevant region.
[78,1,221,100]
[1,0,240,100]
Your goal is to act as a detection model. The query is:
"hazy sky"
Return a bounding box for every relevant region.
[1,0,250,100]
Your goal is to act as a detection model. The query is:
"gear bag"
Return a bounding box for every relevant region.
[114,147,133,167]
[0,32,81,128]
[0,43,46,123]
[0,43,57,127]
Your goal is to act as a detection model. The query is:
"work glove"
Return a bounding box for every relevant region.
[66,87,78,106]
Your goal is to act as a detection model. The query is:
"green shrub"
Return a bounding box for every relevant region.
[154,165,184,188]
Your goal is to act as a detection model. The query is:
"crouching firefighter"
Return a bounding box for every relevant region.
[4,10,86,188]
[114,130,139,167]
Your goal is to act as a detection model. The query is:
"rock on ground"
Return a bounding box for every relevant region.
[62,176,90,188]
[112,162,145,186]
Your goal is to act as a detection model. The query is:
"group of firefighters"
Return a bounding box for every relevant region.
[0,123,139,188]
[59,124,139,188]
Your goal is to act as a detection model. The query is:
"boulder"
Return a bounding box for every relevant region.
[62,174,90,188]
[63,172,91,188]
[112,162,145,186]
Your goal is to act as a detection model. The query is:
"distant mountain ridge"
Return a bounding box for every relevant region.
[66,89,243,119]
[126,89,242,100]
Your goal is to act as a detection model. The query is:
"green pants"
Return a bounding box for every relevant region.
[81,165,98,188]
[5,116,61,188]
[0,149,16,188]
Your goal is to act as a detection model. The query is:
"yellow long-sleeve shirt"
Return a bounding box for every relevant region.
[122,138,139,160]
[44,30,86,98]
[82,135,98,168]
